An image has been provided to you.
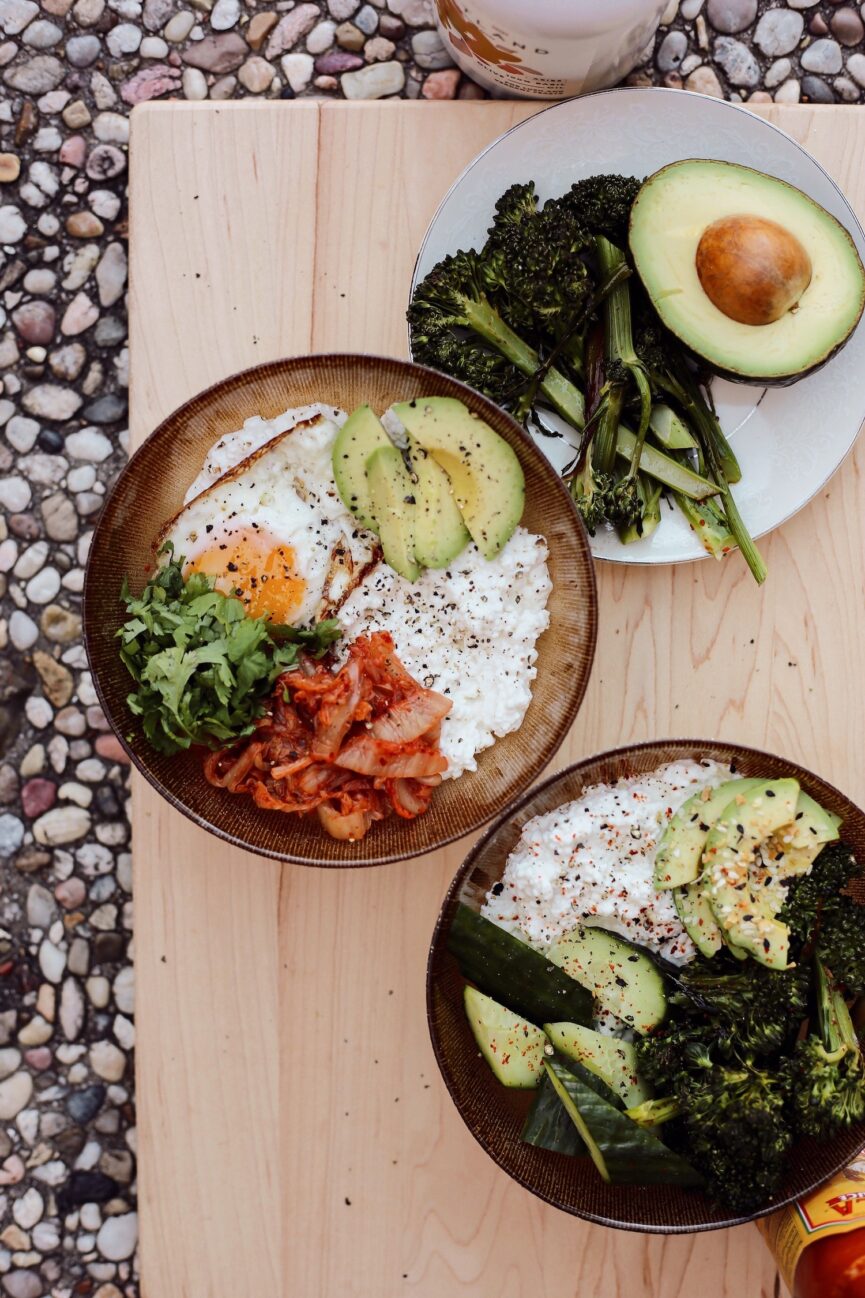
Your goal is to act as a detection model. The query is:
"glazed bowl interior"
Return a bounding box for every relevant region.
[427,738,865,1232]
[84,353,597,867]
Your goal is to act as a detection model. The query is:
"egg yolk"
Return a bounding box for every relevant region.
[188,529,307,624]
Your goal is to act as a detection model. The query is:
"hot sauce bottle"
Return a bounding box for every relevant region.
[758,1153,865,1297]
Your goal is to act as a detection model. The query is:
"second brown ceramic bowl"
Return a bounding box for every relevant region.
[427,738,865,1232]
[84,354,597,867]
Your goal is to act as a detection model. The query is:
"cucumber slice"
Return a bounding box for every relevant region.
[447,905,594,1028]
[522,1073,587,1156]
[547,926,667,1035]
[545,1022,651,1108]
[463,986,545,1089]
[544,1058,704,1187]
[654,778,763,889]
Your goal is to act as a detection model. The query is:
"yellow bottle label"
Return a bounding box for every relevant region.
[758,1158,865,1291]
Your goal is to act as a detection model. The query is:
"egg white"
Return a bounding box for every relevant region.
[162,409,379,626]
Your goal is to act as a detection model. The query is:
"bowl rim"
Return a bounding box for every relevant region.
[426,735,865,1232]
[84,350,599,868]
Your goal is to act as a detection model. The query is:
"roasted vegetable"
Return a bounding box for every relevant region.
[784,961,865,1138]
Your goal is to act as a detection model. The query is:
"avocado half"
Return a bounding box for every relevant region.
[628,159,865,385]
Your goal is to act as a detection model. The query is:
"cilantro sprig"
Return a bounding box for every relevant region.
[117,544,340,754]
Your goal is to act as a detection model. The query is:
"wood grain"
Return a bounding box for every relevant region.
[128,99,865,1298]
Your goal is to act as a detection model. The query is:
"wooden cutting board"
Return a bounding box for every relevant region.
[128,100,865,1298]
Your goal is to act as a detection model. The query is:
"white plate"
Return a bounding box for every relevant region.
[409,88,865,566]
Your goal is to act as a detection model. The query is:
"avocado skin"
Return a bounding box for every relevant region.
[629,158,865,387]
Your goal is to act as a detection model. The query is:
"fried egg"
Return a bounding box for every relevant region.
[183,403,347,504]
[161,409,379,627]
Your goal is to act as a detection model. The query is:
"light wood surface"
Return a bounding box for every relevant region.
[128,99,865,1298]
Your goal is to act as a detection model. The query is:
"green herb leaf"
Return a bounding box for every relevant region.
[117,544,341,755]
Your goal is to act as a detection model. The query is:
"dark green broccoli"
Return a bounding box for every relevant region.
[628,1057,793,1213]
[410,322,526,410]
[671,961,809,1057]
[635,1021,717,1089]
[562,173,643,247]
[408,248,587,430]
[779,841,865,993]
[482,182,593,348]
[784,960,865,1137]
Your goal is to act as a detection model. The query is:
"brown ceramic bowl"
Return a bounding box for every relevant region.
[427,738,865,1233]
[84,354,597,867]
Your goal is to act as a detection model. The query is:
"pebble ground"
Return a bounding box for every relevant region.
[0,0,861,1292]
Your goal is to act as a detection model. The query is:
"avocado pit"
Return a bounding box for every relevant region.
[695,214,812,327]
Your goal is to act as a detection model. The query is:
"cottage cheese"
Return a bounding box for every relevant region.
[482,759,732,965]
[337,527,552,780]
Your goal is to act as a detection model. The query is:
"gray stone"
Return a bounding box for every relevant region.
[801,37,842,74]
[657,30,688,71]
[712,35,760,86]
[3,54,64,92]
[801,73,835,101]
[0,813,24,855]
[66,32,102,65]
[3,1272,42,1298]
[22,18,63,47]
[847,52,865,87]
[706,0,756,34]
[754,8,804,56]
[0,0,38,36]
[764,56,792,87]
[106,21,141,55]
[96,1211,137,1261]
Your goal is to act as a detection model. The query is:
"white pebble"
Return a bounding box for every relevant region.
[0,476,31,512]
[25,566,60,604]
[25,697,53,730]
[38,939,66,984]
[13,1188,43,1231]
[8,611,37,650]
[96,1212,137,1262]
[89,1040,126,1082]
[64,427,112,462]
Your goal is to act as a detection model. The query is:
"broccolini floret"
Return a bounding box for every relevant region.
[783,961,865,1138]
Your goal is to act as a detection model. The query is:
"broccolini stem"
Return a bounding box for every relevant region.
[626,1096,681,1127]
[619,474,663,544]
[656,363,742,486]
[671,477,735,560]
[461,296,586,428]
[595,236,653,476]
[593,386,624,477]
[698,427,767,584]
[615,427,720,500]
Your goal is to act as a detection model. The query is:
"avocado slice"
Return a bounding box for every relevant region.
[703,778,800,969]
[763,789,840,880]
[332,405,392,532]
[629,160,865,385]
[391,397,524,560]
[406,435,470,568]
[365,446,421,582]
[673,878,749,960]
[463,986,546,1089]
[654,777,763,889]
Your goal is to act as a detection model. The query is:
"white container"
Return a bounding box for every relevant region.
[434,0,668,100]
